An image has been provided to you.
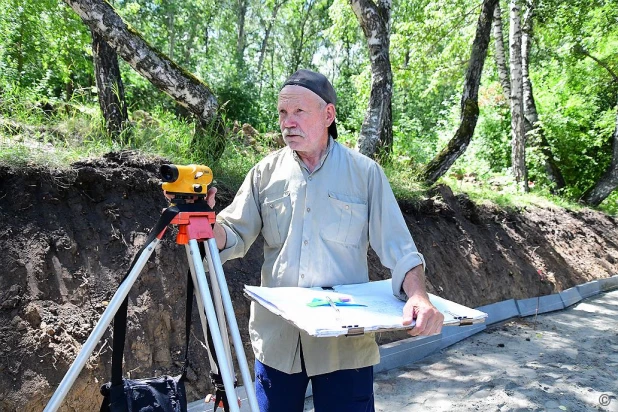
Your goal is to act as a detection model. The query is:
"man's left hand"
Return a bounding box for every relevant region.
[402,296,444,337]
[401,265,444,337]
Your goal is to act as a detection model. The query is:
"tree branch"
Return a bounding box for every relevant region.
[573,44,618,83]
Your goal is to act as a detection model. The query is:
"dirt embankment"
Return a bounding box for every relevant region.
[1,152,616,411]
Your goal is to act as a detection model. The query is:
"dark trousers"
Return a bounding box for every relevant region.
[254,355,375,412]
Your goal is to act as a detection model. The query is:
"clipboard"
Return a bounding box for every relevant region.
[244,279,488,337]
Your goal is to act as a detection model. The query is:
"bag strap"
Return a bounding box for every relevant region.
[180,266,194,377]
[110,202,212,386]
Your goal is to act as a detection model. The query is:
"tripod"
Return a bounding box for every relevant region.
[44,203,259,412]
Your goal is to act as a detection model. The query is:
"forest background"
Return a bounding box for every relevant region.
[1,0,618,211]
[2,1,618,409]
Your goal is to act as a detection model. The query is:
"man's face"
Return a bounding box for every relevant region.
[278,85,335,156]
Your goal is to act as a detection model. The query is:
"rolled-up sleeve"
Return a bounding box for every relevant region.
[367,164,426,301]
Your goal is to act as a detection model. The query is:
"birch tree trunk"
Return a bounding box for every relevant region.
[509,0,528,192]
[63,0,224,156]
[166,9,175,61]
[582,100,618,206]
[291,1,315,73]
[423,0,498,184]
[91,29,128,138]
[236,0,248,69]
[350,0,393,158]
[257,0,288,75]
[493,2,511,104]
[521,1,565,191]
[520,2,534,132]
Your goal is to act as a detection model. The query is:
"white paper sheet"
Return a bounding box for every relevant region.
[244,279,487,337]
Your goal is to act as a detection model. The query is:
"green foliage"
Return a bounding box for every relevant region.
[598,190,618,215]
[214,72,264,130]
[465,0,618,202]
[381,160,426,203]
[458,75,515,179]
[528,0,618,198]
[1,0,618,212]
[390,0,479,162]
[0,0,92,101]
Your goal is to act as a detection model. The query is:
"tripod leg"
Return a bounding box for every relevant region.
[204,238,260,412]
[187,240,240,412]
[44,238,160,412]
[203,242,235,378]
[184,245,219,375]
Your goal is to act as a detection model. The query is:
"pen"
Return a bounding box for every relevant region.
[325,296,342,324]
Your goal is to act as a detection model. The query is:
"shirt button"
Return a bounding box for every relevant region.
[304,240,308,245]
[301,274,305,279]
[306,207,311,212]
[308,176,312,181]
[345,205,350,210]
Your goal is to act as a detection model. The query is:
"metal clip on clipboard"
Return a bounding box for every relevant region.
[345,326,365,336]
[324,296,366,336]
[445,310,475,326]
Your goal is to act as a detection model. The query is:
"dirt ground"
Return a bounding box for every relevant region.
[1,151,617,411]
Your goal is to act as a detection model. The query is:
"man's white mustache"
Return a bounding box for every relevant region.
[283,129,304,138]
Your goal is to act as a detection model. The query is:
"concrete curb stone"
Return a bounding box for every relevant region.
[515,294,564,317]
[599,275,618,291]
[559,287,583,307]
[577,280,601,299]
[476,299,519,325]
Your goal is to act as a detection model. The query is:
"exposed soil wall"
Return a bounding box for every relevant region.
[1,152,616,411]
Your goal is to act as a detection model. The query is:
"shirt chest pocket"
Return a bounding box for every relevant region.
[321,192,368,246]
[261,192,292,247]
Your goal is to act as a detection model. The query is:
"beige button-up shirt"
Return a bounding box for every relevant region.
[217,138,426,376]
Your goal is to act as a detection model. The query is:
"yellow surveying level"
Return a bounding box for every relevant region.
[160,164,213,195]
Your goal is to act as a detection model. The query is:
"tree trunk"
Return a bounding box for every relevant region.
[257,0,288,75]
[509,0,528,192]
[91,29,128,138]
[182,20,194,65]
[167,9,175,61]
[350,0,393,159]
[291,1,315,73]
[65,73,75,102]
[520,2,533,133]
[493,2,511,104]
[16,13,24,84]
[521,1,565,191]
[423,0,498,184]
[582,100,618,206]
[236,0,248,69]
[63,0,224,154]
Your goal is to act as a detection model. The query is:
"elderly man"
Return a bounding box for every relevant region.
[207,69,443,411]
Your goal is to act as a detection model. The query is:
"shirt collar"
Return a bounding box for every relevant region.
[291,136,335,174]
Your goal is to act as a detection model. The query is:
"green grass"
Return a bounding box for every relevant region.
[1,98,616,216]
[0,99,269,191]
[438,174,611,214]
[382,160,427,205]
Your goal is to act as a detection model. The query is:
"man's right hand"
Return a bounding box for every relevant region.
[205,187,228,251]
[205,187,217,209]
